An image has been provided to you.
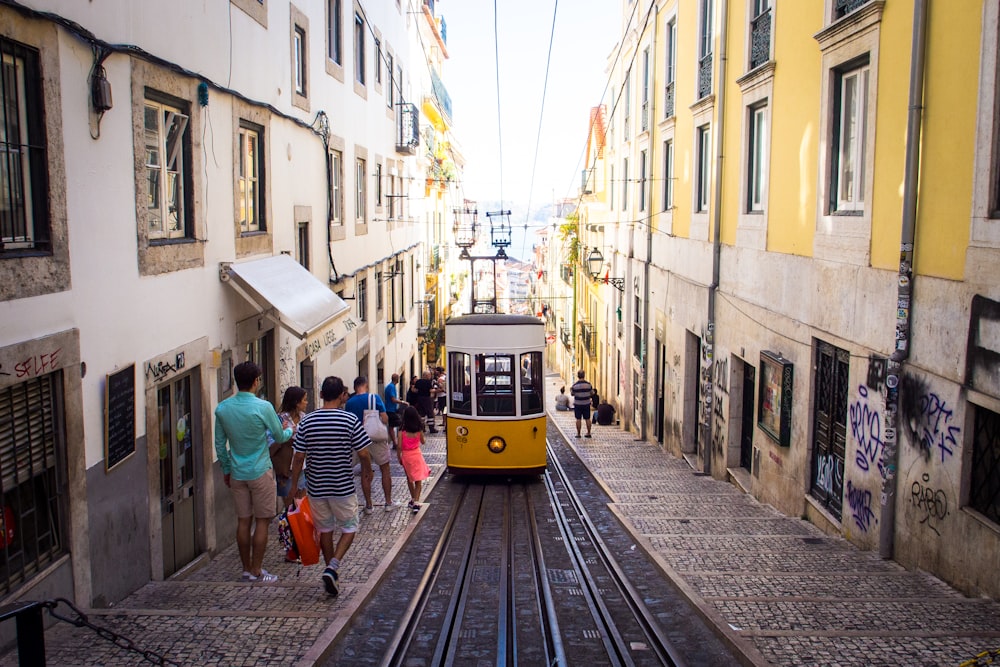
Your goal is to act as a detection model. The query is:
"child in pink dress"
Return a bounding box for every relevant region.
[398,406,431,512]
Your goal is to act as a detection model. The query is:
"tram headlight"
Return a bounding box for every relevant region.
[487,436,507,454]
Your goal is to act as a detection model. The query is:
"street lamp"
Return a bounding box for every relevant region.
[586,247,624,292]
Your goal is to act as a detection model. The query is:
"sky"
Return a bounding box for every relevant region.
[440,0,621,220]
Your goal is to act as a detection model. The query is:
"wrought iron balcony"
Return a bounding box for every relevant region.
[749,7,771,70]
[664,81,675,119]
[559,263,574,285]
[560,325,572,349]
[579,321,597,357]
[641,101,649,133]
[396,103,419,154]
[835,0,871,19]
[698,53,713,100]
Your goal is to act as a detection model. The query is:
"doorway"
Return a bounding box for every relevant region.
[740,361,755,471]
[655,340,666,445]
[810,341,848,519]
[158,372,199,578]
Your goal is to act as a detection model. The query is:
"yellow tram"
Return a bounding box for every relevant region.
[444,314,547,475]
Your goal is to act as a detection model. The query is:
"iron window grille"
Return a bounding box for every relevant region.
[835,0,872,20]
[698,53,713,100]
[396,103,419,155]
[0,38,48,252]
[749,6,771,70]
[664,82,675,120]
[970,404,1000,526]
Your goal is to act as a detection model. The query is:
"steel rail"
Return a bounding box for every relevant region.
[525,482,568,667]
[547,443,687,667]
[438,484,487,666]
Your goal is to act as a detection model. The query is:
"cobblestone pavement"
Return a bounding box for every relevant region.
[543,372,1000,667]
[6,372,1000,666]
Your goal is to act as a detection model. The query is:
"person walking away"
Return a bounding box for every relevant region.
[571,370,594,438]
[596,400,616,426]
[214,361,292,583]
[414,370,438,433]
[289,376,372,597]
[384,373,407,450]
[272,386,308,511]
[554,386,571,411]
[397,406,432,512]
[345,376,399,512]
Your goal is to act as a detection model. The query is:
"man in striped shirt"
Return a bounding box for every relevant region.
[571,370,594,438]
[290,376,372,597]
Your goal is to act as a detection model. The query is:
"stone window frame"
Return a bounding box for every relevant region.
[353,2,368,100]
[373,27,383,95]
[355,145,368,236]
[325,0,345,81]
[971,0,1000,248]
[735,67,773,251]
[290,4,310,112]
[231,0,267,28]
[812,1,883,266]
[329,134,347,242]
[131,61,205,277]
[0,17,69,301]
[232,98,272,258]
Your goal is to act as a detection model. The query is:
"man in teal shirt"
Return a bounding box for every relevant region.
[214,361,292,583]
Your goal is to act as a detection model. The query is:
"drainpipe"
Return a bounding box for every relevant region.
[703,0,729,475]
[640,3,658,442]
[880,0,928,559]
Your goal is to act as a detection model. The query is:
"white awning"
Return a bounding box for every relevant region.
[224,255,349,339]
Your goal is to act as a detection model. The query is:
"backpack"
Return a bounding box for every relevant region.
[363,393,389,442]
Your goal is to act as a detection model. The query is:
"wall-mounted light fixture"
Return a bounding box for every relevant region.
[586,248,624,292]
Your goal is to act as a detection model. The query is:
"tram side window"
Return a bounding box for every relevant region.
[476,354,515,416]
[520,351,543,415]
[448,352,472,415]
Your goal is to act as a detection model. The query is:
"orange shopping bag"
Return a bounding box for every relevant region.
[287,497,320,566]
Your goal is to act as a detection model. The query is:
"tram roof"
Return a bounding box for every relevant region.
[446,314,543,327]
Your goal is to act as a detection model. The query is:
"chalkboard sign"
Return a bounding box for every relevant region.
[105,364,136,471]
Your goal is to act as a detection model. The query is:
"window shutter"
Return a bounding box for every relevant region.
[0,374,58,493]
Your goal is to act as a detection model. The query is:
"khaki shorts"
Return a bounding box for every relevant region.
[309,495,360,534]
[230,469,277,519]
[354,441,390,468]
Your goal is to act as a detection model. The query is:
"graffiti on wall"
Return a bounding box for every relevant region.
[846,480,876,533]
[909,472,949,536]
[815,452,843,497]
[278,341,295,397]
[850,385,886,479]
[712,356,729,455]
[900,374,961,463]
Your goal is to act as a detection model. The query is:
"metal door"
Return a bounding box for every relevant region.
[810,342,848,519]
[159,373,197,577]
[740,363,755,470]
[655,341,666,445]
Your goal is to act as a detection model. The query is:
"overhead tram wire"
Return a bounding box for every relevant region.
[493,0,505,210]
[520,0,560,261]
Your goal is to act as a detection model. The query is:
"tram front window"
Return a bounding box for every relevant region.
[476,354,515,416]
[448,352,472,415]
[520,351,543,414]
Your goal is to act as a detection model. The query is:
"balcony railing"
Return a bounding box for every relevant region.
[641,100,649,133]
[698,53,713,100]
[664,81,675,119]
[560,325,572,349]
[431,70,453,123]
[580,321,597,357]
[749,7,771,70]
[559,263,573,285]
[834,0,871,19]
[396,103,419,154]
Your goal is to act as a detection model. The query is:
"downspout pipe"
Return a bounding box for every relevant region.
[880,0,928,559]
[641,2,658,442]
[704,0,729,474]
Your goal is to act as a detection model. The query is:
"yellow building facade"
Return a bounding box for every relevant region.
[579,0,1000,599]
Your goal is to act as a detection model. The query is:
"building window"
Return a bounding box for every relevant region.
[297,220,309,269]
[0,373,66,596]
[386,52,394,108]
[696,124,711,212]
[327,0,342,65]
[354,13,365,85]
[610,165,615,209]
[664,18,676,119]
[238,122,264,233]
[639,150,647,212]
[375,271,383,312]
[375,38,382,86]
[0,40,48,252]
[834,0,872,21]
[623,69,631,140]
[144,98,191,241]
[375,162,383,208]
[330,149,343,225]
[621,158,628,211]
[294,25,307,96]
[747,103,768,212]
[357,276,368,321]
[698,0,714,99]
[662,139,674,211]
[832,61,869,212]
[641,47,650,133]
[246,331,274,402]
[633,294,642,360]
[970,404,1000,526]
[356,157,366,222]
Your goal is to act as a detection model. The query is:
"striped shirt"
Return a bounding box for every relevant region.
[571,379,594,407]
[293,408,371,498]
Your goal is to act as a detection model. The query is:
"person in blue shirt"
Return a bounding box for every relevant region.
[383,373,408,450]
[344,376,398,513]
[214,361,292,583]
